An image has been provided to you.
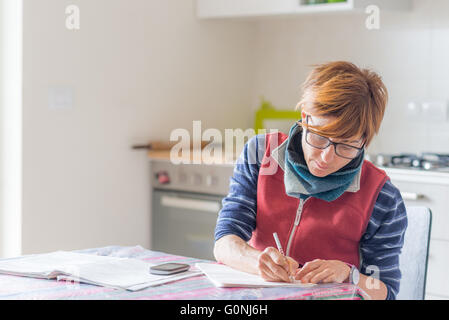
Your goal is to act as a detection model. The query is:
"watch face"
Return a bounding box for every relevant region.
[352,267,360,285]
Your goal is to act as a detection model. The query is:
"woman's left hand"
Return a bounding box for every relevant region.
[295,259,351,284]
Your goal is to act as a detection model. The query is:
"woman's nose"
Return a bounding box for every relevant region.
[321,145,336,163]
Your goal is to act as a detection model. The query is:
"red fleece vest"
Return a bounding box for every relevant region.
[249,132,389,268]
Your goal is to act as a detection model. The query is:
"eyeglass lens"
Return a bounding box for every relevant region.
[304,116,361,159]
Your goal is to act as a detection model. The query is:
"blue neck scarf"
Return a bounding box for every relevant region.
[284,123,364,202]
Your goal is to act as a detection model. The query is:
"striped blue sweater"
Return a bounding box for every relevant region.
[215,134,408,300]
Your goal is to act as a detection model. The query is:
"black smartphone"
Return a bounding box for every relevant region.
[149,263,190,275]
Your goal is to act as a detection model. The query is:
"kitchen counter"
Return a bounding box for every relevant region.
[148,151,449,182]
[148,149,237,167]
[382,167,449,185]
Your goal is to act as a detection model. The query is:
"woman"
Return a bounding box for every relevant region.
[213,61,408,300]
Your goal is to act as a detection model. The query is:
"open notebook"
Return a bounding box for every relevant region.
[196,263,316,288]
[0,251,202,291]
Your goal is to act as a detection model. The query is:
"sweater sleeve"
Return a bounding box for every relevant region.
[359,180,408,300]
[214,134,265,242]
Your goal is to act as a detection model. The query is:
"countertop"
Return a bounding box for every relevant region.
[148,150,449,184]
[381,167,449,185]
[148,149,237,166]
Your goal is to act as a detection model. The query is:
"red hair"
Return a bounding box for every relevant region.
[297,61,388,146]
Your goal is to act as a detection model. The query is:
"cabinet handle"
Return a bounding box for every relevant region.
[160,196,220,213]
[401,192,425,201]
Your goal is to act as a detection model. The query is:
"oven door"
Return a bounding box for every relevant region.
[151,189,223,260]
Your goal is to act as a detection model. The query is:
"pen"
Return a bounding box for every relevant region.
[272,232,285,256]
[272,232,294,282]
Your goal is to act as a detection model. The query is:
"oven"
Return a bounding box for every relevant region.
[150,159,234,260]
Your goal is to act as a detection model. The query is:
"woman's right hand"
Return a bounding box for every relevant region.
[256,247,299,283]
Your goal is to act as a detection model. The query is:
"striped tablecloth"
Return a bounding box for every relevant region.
[0,245,370,300]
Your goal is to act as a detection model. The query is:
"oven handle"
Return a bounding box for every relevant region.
[160,195,221,213]
[401,192,425,201]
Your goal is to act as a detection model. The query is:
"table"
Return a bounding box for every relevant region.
[0,245,370,300]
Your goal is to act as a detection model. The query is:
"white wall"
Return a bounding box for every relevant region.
[251,0,449,155]
[0,0,4,257]
[0,0,22,258]
[22,0,256,254]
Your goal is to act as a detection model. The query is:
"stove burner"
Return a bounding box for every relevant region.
[374,153,449,171]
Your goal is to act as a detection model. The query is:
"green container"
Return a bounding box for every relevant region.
[254,98,300,133]
[306,0,327,4]
[306,0,346,4]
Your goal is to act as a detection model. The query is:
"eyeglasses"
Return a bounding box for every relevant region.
[298,115,365,160]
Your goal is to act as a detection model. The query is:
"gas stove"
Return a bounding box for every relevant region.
[371,153,449,172]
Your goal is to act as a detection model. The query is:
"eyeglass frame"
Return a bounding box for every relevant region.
[297,115,366,160]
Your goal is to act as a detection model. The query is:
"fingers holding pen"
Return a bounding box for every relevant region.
[257,247,295,283]
[286,256,300,275]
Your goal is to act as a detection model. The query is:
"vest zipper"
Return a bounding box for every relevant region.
[285,198,308,257]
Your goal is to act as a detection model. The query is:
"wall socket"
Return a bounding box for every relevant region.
[49,87,73,110]
[406,100,448,122]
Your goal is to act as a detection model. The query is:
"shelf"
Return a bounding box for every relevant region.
[297,0,354,14]
[196,0,412,19]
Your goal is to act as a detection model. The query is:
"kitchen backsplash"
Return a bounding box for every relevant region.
[250,0,449,155]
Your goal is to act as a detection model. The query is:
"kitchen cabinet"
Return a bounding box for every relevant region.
[385,168,449,300]
[196,0,412,19]
[197,0,296,18]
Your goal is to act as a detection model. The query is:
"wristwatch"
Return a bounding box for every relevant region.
[347,264,360,286]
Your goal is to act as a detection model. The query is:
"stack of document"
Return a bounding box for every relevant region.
[0,251,202,291]
[196,263,316,288]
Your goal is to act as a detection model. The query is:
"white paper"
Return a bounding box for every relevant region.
[0,251,202,291]
[56,259,203,291]
[196,263,317,288]
[0,251,121,278]
[57,269,203,292]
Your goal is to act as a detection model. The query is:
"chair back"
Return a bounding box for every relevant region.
[397,206,432,300]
